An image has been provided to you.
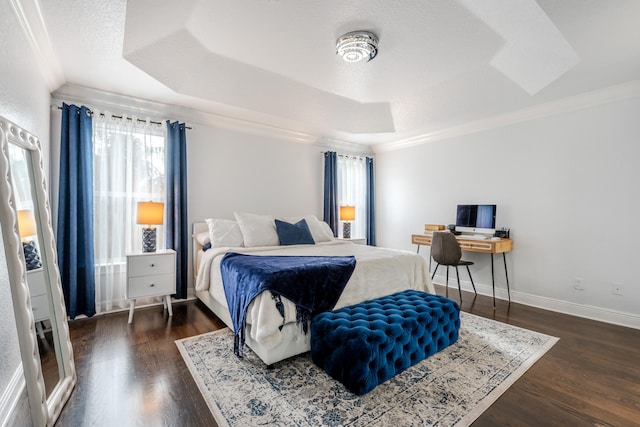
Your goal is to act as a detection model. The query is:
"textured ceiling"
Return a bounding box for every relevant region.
[36,0,640,147]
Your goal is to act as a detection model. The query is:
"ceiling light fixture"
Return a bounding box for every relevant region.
[336,31,379,63]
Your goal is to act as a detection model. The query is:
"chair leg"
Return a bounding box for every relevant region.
[455,266,463,303]
[466,265,477,295]
[431,264,440,280]
[445,266,449,298]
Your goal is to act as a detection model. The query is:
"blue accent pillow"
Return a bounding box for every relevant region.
[275,219,315,245]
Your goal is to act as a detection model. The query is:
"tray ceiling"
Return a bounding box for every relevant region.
[33,0,640,147]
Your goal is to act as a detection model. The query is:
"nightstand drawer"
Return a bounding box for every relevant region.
[27,268,47,296]
[127,274,174,298]
[31,294,50,322]
[127,253,174,277]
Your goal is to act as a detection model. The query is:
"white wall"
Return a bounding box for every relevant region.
[0,0,53,420]
[187,126,324,222]
[187,123,328,289]
[0,6,51,144]
[376,97,640,327]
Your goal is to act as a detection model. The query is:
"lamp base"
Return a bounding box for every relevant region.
[343,222,351,239]
[142,228,157,252]
[23,241,42,271]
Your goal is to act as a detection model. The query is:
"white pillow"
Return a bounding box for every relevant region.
[205,218,244,247]
[282,215,334,242]
[193,230,210,245]
[316,219,336,241]
[234,212,279,247]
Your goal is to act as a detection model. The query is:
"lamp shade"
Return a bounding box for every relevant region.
[136,201,164,226]
[340,205,356,221]
[17,209,37,238]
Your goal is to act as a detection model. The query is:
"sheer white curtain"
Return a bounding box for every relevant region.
[337,155,367,239]
[93,113,166,312]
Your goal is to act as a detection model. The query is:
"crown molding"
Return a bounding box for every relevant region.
[52,78,640,156]
[375,80,640,153]
[51,84,367,151]
[51,84,318,143]
[9,0,64,91]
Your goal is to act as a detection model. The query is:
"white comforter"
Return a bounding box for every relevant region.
[196,240,434,349]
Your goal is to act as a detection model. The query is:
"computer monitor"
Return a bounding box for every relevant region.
[455,204,496,235]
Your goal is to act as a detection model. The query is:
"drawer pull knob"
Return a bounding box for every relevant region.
[150,283,155,287]
[151,264,155,267]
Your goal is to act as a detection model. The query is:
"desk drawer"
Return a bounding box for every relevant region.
[412,235,432,245]
[128,254,174,277]
[458,241,493,252]
[127,274,174,298]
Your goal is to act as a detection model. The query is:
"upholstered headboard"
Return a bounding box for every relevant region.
[191,215,337,283]
[192,221,208,280]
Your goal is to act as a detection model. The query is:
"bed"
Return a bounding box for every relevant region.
[193,214,435,366]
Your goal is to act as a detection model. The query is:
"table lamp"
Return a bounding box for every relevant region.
[340,205,356,239]
[17,209,42,270]
[136,201,164,252]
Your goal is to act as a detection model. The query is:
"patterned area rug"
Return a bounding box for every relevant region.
[176,312,558,426]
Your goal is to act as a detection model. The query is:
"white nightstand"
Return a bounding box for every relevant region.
[27,268,50,338]
[338,238,366,245]
[126,249,176,323]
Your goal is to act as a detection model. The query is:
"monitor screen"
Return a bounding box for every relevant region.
[456,205,496,231]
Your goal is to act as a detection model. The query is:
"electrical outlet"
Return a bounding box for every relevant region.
[612,283,623,296]
[573,278,584,291]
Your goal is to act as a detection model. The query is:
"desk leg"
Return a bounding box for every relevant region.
[491,254,496,309]
[417,244,434,273]
[503,253,511,303]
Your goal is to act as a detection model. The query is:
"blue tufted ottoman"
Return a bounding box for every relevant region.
[310,289,460,395]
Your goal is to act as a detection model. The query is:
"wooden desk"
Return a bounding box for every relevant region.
[411,233,512,308]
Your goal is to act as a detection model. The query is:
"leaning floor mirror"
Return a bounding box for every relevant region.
[0,115,76,426]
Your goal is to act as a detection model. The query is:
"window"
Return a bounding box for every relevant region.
[92,115,166,312]
[337,155,367,239]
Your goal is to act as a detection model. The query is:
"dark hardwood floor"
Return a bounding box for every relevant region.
[17,288,640,426]
[55,301,225,427]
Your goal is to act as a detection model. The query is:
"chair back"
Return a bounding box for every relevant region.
[431,232,462,265]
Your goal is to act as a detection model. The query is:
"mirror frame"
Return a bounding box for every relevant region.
[0,116,76,426]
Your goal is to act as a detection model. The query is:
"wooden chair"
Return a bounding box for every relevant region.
[430,231,477,302]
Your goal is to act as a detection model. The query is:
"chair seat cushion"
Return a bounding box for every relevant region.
[310,289,460,395]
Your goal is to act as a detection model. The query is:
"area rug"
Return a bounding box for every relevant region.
[176,312,558,426]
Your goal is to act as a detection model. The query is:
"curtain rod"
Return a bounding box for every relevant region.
[56,106,192,129]
[321,151,374,159]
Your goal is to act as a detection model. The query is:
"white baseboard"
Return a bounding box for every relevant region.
[433,276,640,330]
[509,291,640,330]
[0,365,25,427]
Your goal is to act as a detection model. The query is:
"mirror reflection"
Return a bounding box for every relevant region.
[7,143,61,397]
[17,209,42,270]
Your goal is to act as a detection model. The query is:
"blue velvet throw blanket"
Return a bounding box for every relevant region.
[220,252,356,357]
